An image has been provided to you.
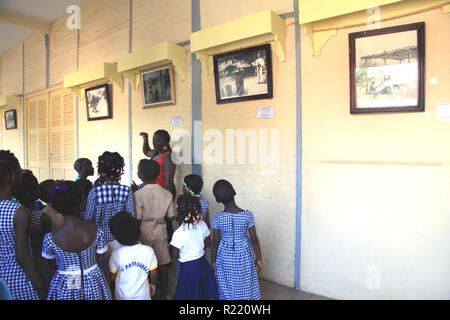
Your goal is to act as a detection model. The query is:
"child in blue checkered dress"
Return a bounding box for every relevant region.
[42,181,112,300]
[84,152,136,247]
[0,150,44,300]
[210,180,262,300]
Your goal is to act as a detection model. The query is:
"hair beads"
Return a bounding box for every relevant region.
[176,195,203,231]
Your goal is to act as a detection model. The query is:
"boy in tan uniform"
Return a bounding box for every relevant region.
[134,159,176,300]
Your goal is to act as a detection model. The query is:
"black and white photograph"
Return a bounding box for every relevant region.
[213,43,273,104]
[4,109,17,130]
[140,64,176,108]
[85,83,112,121]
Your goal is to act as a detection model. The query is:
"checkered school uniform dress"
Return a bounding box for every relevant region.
[28,211,55,293]
[211,210,261,300]
[42,228,112,300]
[83,184,136,244]
[0,200,39,300]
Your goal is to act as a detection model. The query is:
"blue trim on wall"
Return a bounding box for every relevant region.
[22,43,26,168]
[76,29,80,159]
[191,0,202,175]
[128,0,133,185]
[294,0,303,290]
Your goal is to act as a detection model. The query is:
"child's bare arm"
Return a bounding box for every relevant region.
[248,226,262,274]
[210,229,221,271]
[204,236,211,248]
[149,269,159,296]
[171,245,180,262]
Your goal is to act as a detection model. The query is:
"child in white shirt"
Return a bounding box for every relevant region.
[170,195,218,300]
[109,212,158,300]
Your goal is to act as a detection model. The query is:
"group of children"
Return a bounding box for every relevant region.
[0,149,263,300]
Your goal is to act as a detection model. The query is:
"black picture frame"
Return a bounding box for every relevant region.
[349,22,425,114]
[85,83,112,121]
[213,43,273,104]
[140,63,176,108]
[4,109,17,130]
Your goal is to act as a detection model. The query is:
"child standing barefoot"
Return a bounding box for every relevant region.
[210,180,262,300]
[42,181,112,300]
[170,195,218,300]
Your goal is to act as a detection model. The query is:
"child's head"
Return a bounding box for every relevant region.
[152,129,171,152]
[182,174,203,197]
[50,181,84,216]
[0,150,21,189]
[176,194,202,228]
[213,179,236,204]
[39,179,56,204]
[74,158,94,177]
[13,169,40,209]
[137,159,160,183]
[97,152,125,183]
[109,211,140,246]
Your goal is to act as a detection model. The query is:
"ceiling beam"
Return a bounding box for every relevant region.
[0,9,50,34]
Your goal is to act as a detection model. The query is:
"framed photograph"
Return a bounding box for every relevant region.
[4,109,17,130]
[349,22,425,114]
[85,83,112,121]
[140,64,175,108]
[213,43,273,104]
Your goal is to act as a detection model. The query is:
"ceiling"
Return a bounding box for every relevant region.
[0,0,85,54]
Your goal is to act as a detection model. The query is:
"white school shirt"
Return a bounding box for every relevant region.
[109,242,158,300]
[170,220,210,263]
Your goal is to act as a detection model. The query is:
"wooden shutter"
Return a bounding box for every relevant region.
[49,88,76,180]
[27,93,50,182]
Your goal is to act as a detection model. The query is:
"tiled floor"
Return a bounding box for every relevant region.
[159,263,332,300]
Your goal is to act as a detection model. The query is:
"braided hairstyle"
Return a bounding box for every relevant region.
[39,179,56,204]
[13,169,39,209]
[182,174,203,197]
[0,150,20,187]
[49,181,83,216]
[176,194,203,230]
[97,151,125,184]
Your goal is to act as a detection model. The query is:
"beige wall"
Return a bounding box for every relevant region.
[2,0,448,297]
[300,8,450,299]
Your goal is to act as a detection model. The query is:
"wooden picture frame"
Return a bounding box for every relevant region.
[85,83,112,121]
[4,109,17,130]
[140,64,176,108]
[349,22,425,114]
[213,43,273,104]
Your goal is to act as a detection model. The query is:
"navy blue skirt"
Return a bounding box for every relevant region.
[175,255,218,300]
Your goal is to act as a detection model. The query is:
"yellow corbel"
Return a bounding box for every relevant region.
[69,87,85,102]
[303,23,337,56]
[105,64,124,94]
[0,95,21,109]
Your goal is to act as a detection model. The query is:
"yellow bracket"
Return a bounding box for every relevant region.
[63,63,124,101]
[0,95,21,110]
[300,0,450,56]
[117,41,186,90]
[191,10,287,75]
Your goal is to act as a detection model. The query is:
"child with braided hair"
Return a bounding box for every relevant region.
[182,174,210,228]
[84,151,136,252]
[170,194,218,300]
